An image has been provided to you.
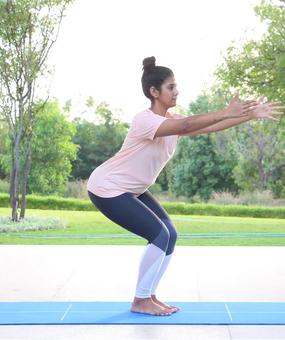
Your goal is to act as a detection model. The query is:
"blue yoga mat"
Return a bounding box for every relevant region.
[1,302,285,325]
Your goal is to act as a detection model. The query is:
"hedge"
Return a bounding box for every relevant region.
[1,193,285,219]
[162,202,285,218]
[0,193,91,211]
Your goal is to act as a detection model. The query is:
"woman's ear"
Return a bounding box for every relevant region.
[150,86,159,99]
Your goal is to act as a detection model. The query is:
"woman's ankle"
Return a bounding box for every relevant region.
[133,296,152,303]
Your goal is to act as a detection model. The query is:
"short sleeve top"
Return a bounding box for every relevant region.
[87,109,180,197]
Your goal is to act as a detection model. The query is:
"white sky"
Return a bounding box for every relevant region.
[48,0,267,123]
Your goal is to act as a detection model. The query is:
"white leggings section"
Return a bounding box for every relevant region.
[151,253,172,295]
[135,244,173,298]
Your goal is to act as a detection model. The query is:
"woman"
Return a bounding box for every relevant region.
[87,56,284,316]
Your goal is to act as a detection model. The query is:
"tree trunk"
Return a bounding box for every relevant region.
[271,162,285,181]
[9,138,15,209]
[11,101,25,222]
[11,137,20,222]
[20,136,33,219]
[9,130,18,221]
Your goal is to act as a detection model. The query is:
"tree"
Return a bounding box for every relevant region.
[170,134,237,201]
[215,0,285,100]
[27,99,77,195]
[70,101,128,180]
[215,0,285,195]
[169,91,239,201]
[0,0,74,221]
[232,120,285,197]
[1,99,78,195]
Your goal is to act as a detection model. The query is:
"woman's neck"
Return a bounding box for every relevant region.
[149,102,168,117]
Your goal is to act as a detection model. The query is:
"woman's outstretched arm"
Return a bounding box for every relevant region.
[180,115,252,136]
[155,93,258,138]
[180,100,285,136]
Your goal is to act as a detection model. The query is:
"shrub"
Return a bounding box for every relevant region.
[0,193,9,207]
[1,193,285,219]
[64,179,89,199]
[209,190,285,207]
[0,216,66,233]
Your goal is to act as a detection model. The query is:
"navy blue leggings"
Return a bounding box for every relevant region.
[88,190,177,255]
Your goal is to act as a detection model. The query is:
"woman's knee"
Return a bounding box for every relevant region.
[161,219,177,255]
[169,226,177,244]
[151,226,170,252]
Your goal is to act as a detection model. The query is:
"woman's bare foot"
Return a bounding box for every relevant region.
[151,294,180,313]
[131,297,172,316]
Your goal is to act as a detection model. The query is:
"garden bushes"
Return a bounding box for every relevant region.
[0,193,285,218]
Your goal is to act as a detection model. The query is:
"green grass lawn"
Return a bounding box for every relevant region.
[1,207,285,246]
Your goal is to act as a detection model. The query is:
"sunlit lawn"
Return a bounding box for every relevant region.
[1,207,285,246]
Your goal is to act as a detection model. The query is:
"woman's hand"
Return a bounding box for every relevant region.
[223,92,260,119]
[249,100,285,121]
[224,92,285,121]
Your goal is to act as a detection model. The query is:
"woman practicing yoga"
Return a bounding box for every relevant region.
[87,56,284,316]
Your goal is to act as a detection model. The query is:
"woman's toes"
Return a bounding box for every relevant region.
[170,306,180,313]
[160,309,172,316]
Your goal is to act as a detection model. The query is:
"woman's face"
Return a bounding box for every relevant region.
[153,75,179,108]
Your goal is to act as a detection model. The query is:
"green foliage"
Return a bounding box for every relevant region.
[0,179,9,193]
[0,0,74,86]
[1,99,78,195]
[0,192,93,210]
[1,192,285,218]
[0,193,10,205]
[29,100,78,195]
[209,189,285,206]
[0,0,75,221]
[214,0,285,196]
[63,179,89,199]
[215,0,285,100]
[169,91,239,201]
[0,120,9,179]
[156,165,171,191]
[163,201,285,218]
[70,101,128,180]
[170,135,237,201]
[229,110,285,197]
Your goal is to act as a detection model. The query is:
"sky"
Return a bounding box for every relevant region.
[48,0,267,123]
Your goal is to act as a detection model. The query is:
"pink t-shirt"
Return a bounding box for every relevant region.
[87,108,180,198]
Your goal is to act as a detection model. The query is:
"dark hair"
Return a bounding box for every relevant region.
[141,56,174,101]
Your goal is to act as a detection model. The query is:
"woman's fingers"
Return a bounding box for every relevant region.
[268,101,282,106]
[242,102,259,110]
[244,105,260,113]
[267,116,280,122]
[241,97,284,121]
[243,100,284,108]
[270,105,285,111]
[243,99,258,104]
[232,97,284,120]
[242,99,258,104]
[252,103,285,113]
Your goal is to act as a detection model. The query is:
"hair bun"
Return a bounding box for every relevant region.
[142,56,156,72]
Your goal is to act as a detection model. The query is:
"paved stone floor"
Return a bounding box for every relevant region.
[0,245,285,339]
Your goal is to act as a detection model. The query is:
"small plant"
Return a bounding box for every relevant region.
[0,216,66,233]
[64,179,89,199]
[209,191,285,207]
